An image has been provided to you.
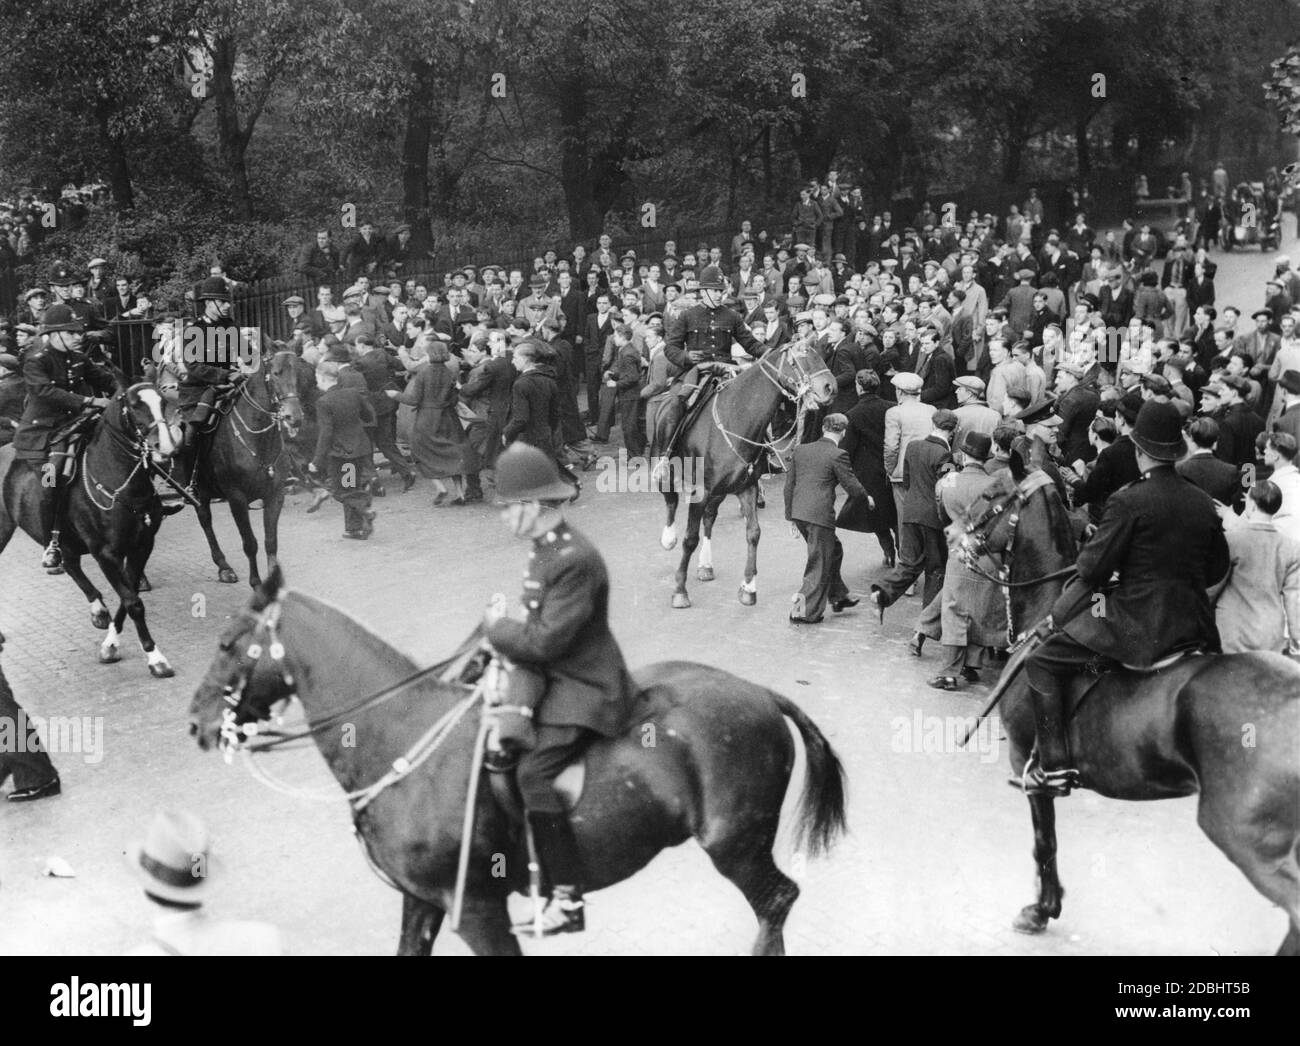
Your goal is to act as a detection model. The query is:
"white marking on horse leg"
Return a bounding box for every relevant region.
[660,525,677,551]
[147,647,170,669]
[741,577,758,593]
[698,536,713,570]
[90,598,107,617]
[100,624,120,658]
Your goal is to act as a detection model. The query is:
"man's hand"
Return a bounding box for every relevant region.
[867,496,875,510]
[1031,615,1056,642]
[307,463,319,475]
[86,397,111,409]
[384,389,400,398]
[688,350,707,364]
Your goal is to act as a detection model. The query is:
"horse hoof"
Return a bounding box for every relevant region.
[217,568,239,584]
[136,574,152,593]
[697,566,715,582]
[248,576,262,591]
[660,532,678,551]
[1012,905,1049,935]
[148,661,176,679]
[99,649,121,665]
[671,593,692,609]
[90,610,110,630]
[738,587,757,606]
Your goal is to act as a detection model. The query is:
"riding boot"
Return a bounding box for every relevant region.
[651,399,686,485]
[512,811,585,937]
[38,469,69,572]
[1024,677,1079,796]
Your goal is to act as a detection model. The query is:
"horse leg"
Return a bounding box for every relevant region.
[1196,795,1300,957]
[660,490,680,550]
[196,495,239,584]
[706,841,800,956]
[1013,793,1065,933]
[98,551,173,678]
[396,894,444,956]
[736,482,761,605]
[130,515,158,594]
[697,496,720,583]
[455,900,523,956]
[672,501,704,608]
[262,483,285,578]
[225,492,262,589]
[59,553,111,629]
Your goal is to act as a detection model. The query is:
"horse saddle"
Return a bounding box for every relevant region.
[1064,644,1208,716]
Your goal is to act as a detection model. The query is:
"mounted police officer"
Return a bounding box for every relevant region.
[173,276,242,487]
[652,266,766,471]
[484,444,639,937]
[1017,401,1229,796]
[11,304,116,571]
[47,260,109,362]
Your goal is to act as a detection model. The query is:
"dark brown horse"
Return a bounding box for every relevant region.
[0,384,177,675]
[659,337,835,608]
[955,460,1300,954]
[189,569,847,955]
[191,339,302,588]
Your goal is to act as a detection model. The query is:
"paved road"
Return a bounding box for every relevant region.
[1,243,1291,956]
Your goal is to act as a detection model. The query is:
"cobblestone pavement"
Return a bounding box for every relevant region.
[0,244,1291,955]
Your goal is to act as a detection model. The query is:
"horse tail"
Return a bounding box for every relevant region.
[772,693,846,858]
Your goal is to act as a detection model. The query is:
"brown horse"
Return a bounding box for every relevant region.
[190,339,302,588]
[0,384,177,675]
[955,459,1300,954]
[659,337,835,608]
[189,568,847,955]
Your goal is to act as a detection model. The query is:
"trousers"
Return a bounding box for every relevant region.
[793,522,848,619]
[326,455,374,532]
[516,724,594,815]
[0,666,57,790]
[874,522,946,608]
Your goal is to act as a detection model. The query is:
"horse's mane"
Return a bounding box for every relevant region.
[286,589,419,675]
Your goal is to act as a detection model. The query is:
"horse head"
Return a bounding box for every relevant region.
[268,347,305,437]
[123,382,175,464]
[766,336,836,410]
[189,565,296,751]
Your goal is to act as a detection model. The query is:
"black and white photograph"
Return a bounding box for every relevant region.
[0,0,1296,1006]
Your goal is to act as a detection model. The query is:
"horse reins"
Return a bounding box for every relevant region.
[80,396,166,512]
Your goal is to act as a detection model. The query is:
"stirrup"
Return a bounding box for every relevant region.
[1009,754,1079,797]
[511,892,585,937]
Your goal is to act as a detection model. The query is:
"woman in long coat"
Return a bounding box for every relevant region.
[389,339,468,505]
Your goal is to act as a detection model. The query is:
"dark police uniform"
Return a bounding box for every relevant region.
[656,295,766,452]
[485,521,638,815]
[12,346,115,464]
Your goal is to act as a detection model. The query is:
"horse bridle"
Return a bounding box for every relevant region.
[956,470,1076,643]
[213,592,482,813]
[80,388,169,512]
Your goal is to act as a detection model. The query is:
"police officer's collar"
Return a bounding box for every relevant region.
[532,518,571,547]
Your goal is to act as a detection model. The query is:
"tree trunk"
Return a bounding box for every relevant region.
[726,136,739,223]
[210,37,253,220]
[401,59,436,257]
[555,65,605,241]
[1076,112,1092,177]
[1001,133,1026,184]
[763,124,773,210]
[93,102,134,211]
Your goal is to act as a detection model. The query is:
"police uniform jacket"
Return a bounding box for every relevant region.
[12,347,116,460]
[663,303,764,369]
[0,373,24,445]
[179,316,242,405]
[312,385,375,470]
[486,522,638,737]
[1053,466,1229,668]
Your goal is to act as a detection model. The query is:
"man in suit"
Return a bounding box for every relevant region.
[952,374,1000,449]
[296,230,339,285]
[343,222,383,279]
[352,336,415,493]
[1066,391,1143,520]
[870,409,958,613]
[0,627,61,801]
[1053,361,1101,469]
[1019,401,1229,796]
[1211,375,1264,470]
[1273,368,1300,445]
[998,268,1039,340]
[824,318,867,414]
[882,372,937,526]
[583,292,618,427]
[1178,416,1244,510]
[485,444,639,936]
[309,361,376,539]
[1216,480,1300,654]
[784,413,868,623]
[459,329,516,472]
[914,325,956,408]
[1264,432,1300,544]
[841,369,897,566]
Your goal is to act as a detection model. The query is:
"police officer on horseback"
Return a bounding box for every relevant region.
[652,265,766,469]
[1018,401,1229,796]
[484,443,639,937]
[11,303,116,571]
[173,276,242,487]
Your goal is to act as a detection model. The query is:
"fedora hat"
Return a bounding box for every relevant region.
[1130,400,1186,461]
[127,809,219,905]
[495,443,575,503]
